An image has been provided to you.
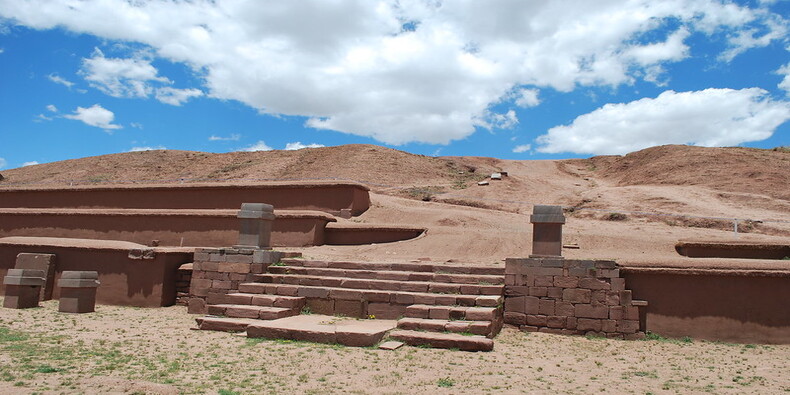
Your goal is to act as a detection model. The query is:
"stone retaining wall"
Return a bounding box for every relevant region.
[504,257,646,339]
[187,247,282,314]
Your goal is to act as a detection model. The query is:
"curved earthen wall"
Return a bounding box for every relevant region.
[0,182,370,216]
[0,210,334,247]
[622,267,790,344]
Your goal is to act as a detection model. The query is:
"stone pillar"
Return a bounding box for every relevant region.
[234,203,275,249]
[57,271,100,313]
[3,269,46,309]
[530,205,565,258]
[15,253,56,301]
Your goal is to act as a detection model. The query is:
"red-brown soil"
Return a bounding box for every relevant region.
[1,144,788,264]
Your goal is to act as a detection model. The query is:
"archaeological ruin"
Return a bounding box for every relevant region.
[0,181,788,350]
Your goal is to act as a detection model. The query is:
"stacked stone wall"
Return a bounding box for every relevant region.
[187,248,282,314]
[504,257,645,339]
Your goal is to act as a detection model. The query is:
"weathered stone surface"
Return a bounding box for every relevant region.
[389,330,494,352]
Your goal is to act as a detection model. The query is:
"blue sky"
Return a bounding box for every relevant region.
[0,0,788,170]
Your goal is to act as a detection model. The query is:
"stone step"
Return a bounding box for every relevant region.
[237,283,503,308]
[388,330,494,352]
[246,314,397,347]
[267,265,504,285]
[396,317,495,337]
[224,293,306,309]
[195,316,259,332]
[404,304,500,322]
[279,258,504,275]
[254,273,503,295]
[207,304,297,320]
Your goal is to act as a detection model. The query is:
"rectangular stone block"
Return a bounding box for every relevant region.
[504,296,526,314]
[190,278,212,291]
[225,254,254,264]
[505,286,530,297]
[212,280,232,290]
[610,278,626,292]
[565,316,577,329]
[335,300,365,318]
[305,298,334,315]
[526,314,547,326]
[547,287,563,298]
[555,301,574,317]
[429,306,451,320]
[529,286,548,297]
[575,304,608,319]
[367,302,403,320]
[524,296,540,314]
[534,275,554,287]
[546,316,566,328]
[193,252,210,262]
[15,253,56,301]
[331,289,363,301]
[620,290,633,306]
[553,276,579,288]
[504,312,527,325]
[601,319,617,333]
[562,288,591,303]
[579,278,610,290]
[218,262,251,274]
[576,318,602,332]
[187,297,207,314]
[538,299,555,315]
[434,295,457,305]
[617,320,639,334]
[298,287,330,299]
[505,274,517,286]
[276,284,300,296]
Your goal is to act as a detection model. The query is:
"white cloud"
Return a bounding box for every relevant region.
[0,1,786,145]
[46,104,58,112]
[130,122,143,129]
[209,134,241,141]
[238,141,273,152]
[0,157,6,169]
[284,142,325,150]
[128,146,166,152]
[80,48,169,98]
[536,88,790,155]
[21,161,39,167]
[512,144,532,153]
[778,63,790,96]
[63,104,122,130]
[155,87,203,106]
[47,73,75,88]
[514,89,540,108]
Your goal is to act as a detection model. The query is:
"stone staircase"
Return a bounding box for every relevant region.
[195,257,505,351]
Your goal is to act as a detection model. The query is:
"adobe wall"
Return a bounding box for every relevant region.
[0,209,335,247]
[0,182,370,216]
[621,266,790,344]
[0,237,193,307]
[675,240,790,260]
[324,226,424,245]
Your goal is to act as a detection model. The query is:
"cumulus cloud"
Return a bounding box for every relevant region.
[63,104,122,130]
[47,73,75,88]
[0,157,6,169]
[209,134,241,141]
[238,141,273,152]
[284,142,325,150]
[512,144,532,153]
[515,89,540,108]
[535,88,790,155]
[155,87,203,106]
[21,161,39,167]
[778,63,790,96]
[0,1,786,144]
[128,146,166,152]
[80,48,169,98]
[46,104,58,112]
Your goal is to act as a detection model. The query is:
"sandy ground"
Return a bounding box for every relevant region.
[0,299,788,395]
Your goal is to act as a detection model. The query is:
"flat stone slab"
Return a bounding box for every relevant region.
[389,329,494,352]
[378,340,404,350]
[246,314,397,347]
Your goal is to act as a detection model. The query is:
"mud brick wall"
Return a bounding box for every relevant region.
[503,257,645,340]
[187,248,282,314]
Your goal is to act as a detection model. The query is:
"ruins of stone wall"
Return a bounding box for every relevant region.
[187,248,282,314]
[504,257,646,339]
